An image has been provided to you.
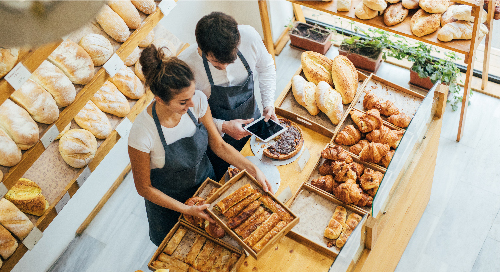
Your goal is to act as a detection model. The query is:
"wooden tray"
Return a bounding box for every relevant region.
[286,183,366,258]
[275,67,371,138]
[205,170,299,259]
[148,221,244,272]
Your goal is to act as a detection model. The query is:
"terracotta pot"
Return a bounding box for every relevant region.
[338,49,383,73]
[289,22,333,55]
[410,69,435,90]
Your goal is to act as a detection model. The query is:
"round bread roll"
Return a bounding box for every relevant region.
[135,61,145,82]
[363,0,387,11]
[0,48,19,79]
[205,220,225,238]
[402,0,420,9]
[59,129,97,168]
[131,0,156,14]
[79,34,114,67]
[419,0,449,13]
[0,129,22,167]
[331,55,358,104]
[124,46,141,66]
[138,22,154,48]
[355,2,379,19]
[384,2,409,26]
[411,9,441,37]
[301,51,333,85]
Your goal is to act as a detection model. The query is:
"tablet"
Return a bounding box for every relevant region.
[244,117,287,142]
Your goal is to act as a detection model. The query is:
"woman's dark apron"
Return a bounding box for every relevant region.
[145,102,214,246]
[202,51,261,180]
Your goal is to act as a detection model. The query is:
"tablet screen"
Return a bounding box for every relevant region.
[245,118,286,142]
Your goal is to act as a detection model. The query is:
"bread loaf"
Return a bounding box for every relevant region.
[138,26,154,47]
[0,129,22,167]
[96,5,131,43]
[402,0,419,9]
[355,2,379,19]
[0,48,19,79]
[363,0,387,11]
[419,0,449,13]
[131,0,156,14]
[79,34,114,67]
[291,75,319,116]
[316,81,343,125]
[74,100,112,139]
[0,99,39,150]
[48,40,95,85]
[387,0,401,3]
[5,178,49,217]
[124,46,141,66]
[410,9,441,37]
[152,38,177,57]
[452,5,487,23]
[111,67,145,99]
[31,60,76,108]
[55,122,71,140]
[11,79,59,124]
[0,198,34,240]
[384,3,409,26]
[301,51,333,85]
[59,129,97,168]
[135,61,145,82]
[0,224,18,259]
[109,0,141,29]
[91,81,130,117]
[441,5,459,26]
[338,0,351,11]
[331,55,358,104]
[437,21,489,42]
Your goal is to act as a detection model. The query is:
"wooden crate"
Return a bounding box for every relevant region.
[148,221,245,272]
[274,67,371,138]
[286,183,366,258]
[205,170,299,259]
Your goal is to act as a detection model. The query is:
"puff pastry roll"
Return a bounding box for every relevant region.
[259,195,294,222]
[234,207,268,238]
[164,227,187,255]
[252,221,287,252]
[193,240,215,270]
[214,184,253,214]
[210,249,231,272]
[227,200,261,229]
[199,245,223,272]
[223,191,261,218]
[185,235,206,266]
[244,213,281,247]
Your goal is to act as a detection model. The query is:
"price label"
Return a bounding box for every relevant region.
[76,166,92,187]
[297,147,310,172]
[103,53,124,77]
[5,62,31,91]
[115,117,132,138]
[22,227,43,250]
[158,0,177,16]
[277,186,293,204]
[55,192,71,214]
[40,125,60,149]
[0,183,8,199]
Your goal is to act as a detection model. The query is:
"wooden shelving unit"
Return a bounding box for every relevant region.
[259,0,495,142]
[0,2,185,270]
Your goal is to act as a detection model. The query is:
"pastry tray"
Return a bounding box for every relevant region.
[275,67,371,138]
[205,170,299,259]
[148,220,245,272]
[178,178,243,251]
[286,183,367,258]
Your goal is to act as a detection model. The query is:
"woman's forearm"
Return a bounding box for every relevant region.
[138,185,189,214]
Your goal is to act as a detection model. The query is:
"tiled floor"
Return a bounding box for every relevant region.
[48,43,500,272]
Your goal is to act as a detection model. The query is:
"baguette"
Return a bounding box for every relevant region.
[96,5,131,43]
[48,40,95,85]
[259,195,294,222]
[185,235,206,266]
[11,78,59,124]
[243,213,281,247]
[163,227,187,255]
[131,0,156,14]
[108,0,141,29]
[0,48,19,79]
[31,60,76,108]
[223,191,261,218]
[227,200,261,229]
[316,81,343,125]
[74,100,112,139]
[79,34,114,67]
[59,129,98,168]
[0,129,22,167]
[252,221,287,252]
[0,224,17,259]
[0,198,34,240]
[91,81,130,117]
[291,75,319,116]
[110,67,145,100]
[0,99,39,150]
[214,184,253,214]
[5,178,48,217]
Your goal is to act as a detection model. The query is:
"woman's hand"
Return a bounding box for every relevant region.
[254,167,273,194]
[186,204,215,223]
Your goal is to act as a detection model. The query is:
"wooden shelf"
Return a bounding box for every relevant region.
[288,0,474,58]
[453,0,483,6]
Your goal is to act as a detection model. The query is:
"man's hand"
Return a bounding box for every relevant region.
[263,106,278,122]
[222,119,253,140]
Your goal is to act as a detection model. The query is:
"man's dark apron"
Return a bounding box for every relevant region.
[145,102,214,246]
[202,51,261,180]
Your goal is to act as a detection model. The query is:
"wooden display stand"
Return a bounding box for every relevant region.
[258,0,495,142]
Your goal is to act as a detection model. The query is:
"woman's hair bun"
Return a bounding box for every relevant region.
[139,44,162,83]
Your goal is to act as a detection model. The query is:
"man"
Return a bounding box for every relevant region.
[179,12,277,180]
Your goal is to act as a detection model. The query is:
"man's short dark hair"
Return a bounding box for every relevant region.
[195,12,240,64]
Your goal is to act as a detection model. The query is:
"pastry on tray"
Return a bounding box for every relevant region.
[263,119,304,160]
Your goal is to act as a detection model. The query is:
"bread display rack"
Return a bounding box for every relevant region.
[0,2,185,270]
[258,0,496,142]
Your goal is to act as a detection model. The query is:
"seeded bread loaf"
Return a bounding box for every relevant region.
[410,9,441,37]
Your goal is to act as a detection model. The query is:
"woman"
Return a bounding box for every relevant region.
[128,45,272,246]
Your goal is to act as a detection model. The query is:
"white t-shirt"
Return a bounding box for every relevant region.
[178,25,276,134]
[128,90,208,169]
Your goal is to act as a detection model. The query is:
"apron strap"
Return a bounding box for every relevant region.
[186,108,198,124]
[152,102,198,149]
[237,51,252,76]
[201,51,215,87]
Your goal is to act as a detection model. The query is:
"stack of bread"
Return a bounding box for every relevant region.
[213,184,293,252]
[152,226,240,272]
[324,206,362,249]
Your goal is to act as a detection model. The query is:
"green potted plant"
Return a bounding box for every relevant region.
[339,28,390,73]
[287,20,333,55]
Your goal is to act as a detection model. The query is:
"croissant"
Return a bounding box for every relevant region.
[359,142,390,164]
[359,168,384,192]
[366,125,404,149]
[366,188,378,197]
[350,162,365,179]
[319,159,335,176]
[335,125,361,146]
[311,175,334,193]
[388,112,412,128]
[351,109,383,133]
[332,179,373,207]
[349,140,369,156]
[363,91,381,111]
[321,145,353,163]
[380,100,400,117]
[332,161,357,183]
[381,149,395,168]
